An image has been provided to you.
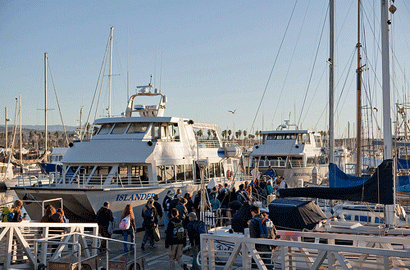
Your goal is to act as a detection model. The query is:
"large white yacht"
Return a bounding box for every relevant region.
[12,84,243,226]
[249,121,328,187]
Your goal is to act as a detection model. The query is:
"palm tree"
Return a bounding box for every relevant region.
[196,129,203,138]
[221,130,227,140]
[228,130,232,141]
[207,129,211,140]
[237,130,242,139]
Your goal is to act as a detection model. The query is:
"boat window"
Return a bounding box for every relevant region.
[165,165,175,182]
[267,134,297,140]
[157,166,165,183]
[186,164,193,180]
[127,123,149,134]
[98,124,113,135]
[169,124,180,142]
[314,136,322,147]
[176,165,184,181]
[194,127,221,148]
[111,123,129,134]
[129,165,149,185]
[208,163,215,178]
[215,163,221,177]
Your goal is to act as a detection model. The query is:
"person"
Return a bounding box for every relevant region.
[186,212,205,270]
[120,204,137,252]
[251,166,261,182]
[275,176,287,196]
[163,190,174,231]
[41,205,56,222]
[266,180,274,195]
[264,166,276,179]
[96,201,114,252]
[153,194,163,221]
[141,198,158,250]
[249,205,276,268]
[175,198,188,227]
[236,184,250,203]
[184,193,194,213]
[11,200,27,222]
[48,208,66,254]
[165,208,189,270]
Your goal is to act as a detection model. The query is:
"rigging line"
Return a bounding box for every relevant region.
[301,63,327,125]
[335,48,356,114]
[297,3,329,128]
[82,32,111,140]
[93,54,109,125]
[46,58,69,147]
[270,0,311,127]
[249,0,299,134]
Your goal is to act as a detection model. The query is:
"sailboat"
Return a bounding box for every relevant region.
[279,0,410,230]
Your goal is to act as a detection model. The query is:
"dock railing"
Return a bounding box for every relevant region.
[0,222,98,270]
[200,229,410,269]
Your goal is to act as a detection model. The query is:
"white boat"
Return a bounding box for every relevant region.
[12,85,244,226]
[249,120,328,187]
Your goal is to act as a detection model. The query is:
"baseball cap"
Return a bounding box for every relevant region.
[187,212,197,220]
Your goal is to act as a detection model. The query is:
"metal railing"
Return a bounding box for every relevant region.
[200,229,410,269]
[0,222,98,269]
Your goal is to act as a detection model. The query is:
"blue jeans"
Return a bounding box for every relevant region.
[142,226,155,247]
[122,228,134,251]
[164,211,169,231]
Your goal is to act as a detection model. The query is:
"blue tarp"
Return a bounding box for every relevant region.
[328,163,369,188]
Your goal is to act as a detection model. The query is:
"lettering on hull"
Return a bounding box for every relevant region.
[115,193,155,201]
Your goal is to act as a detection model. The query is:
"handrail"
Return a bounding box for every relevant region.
[200,229,410,269]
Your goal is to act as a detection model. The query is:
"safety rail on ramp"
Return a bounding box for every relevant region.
[0,222,98,270]
[200,230,410,269]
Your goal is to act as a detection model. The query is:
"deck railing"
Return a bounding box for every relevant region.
[0,222,98,269]
[200,229,410,269]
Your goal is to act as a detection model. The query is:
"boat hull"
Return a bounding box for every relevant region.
[13,179,243,227]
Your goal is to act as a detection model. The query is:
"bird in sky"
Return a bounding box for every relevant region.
[228,109,236,114]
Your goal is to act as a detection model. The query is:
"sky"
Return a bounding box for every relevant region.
[1,0,410,139]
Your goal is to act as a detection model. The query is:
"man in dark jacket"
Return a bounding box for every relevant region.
[96,201,114,252]
[163,190,174,231]
[165,209,189,270]
[249,205,275,268]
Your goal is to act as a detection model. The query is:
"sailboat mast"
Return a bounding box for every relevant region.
[5,107,8,150]
[329,0,335,166]
[381,0,395,227]
[381,1,392,160]
[108,26,114,117]
[19,95,22,164]
[44,52,48,161]
[356,0,362,176]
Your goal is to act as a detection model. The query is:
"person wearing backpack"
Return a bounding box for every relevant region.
[120,204,137,252]
[141,198,158,250]
[249,205,276,269]
[186,212,206,270]
[1,206,14,222]
[165,208,189,270]
[96,202,114,252]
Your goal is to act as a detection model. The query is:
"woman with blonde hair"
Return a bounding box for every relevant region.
[121,204,137,252]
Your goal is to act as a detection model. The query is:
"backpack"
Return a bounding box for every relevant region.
[172,220,185,240]
[192,220,207,235]
[1,207,14,222]
[119,215,131,230]
[257,217,275,239]
[143,208,154,227]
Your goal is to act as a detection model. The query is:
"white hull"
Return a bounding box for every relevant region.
[14,179,244,227]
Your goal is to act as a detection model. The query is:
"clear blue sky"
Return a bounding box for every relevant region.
[1,0,410,138]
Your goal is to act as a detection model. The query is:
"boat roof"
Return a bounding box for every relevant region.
[93,116,184,125]
[260,130,311,135]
